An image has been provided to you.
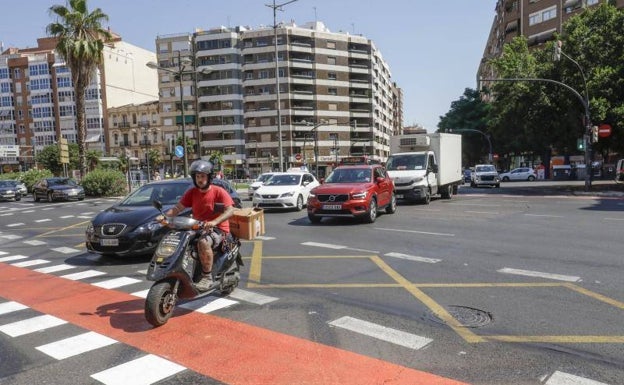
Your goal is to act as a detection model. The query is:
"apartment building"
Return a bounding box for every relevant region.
[0,34,157,172]
[479,0,624,80]
[154,21,401,178]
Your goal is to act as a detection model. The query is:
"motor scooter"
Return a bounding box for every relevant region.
[144,200,243,327]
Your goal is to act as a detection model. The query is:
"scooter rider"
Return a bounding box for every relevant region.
[158,160,235,291]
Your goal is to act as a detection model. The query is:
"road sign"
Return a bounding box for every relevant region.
[295,153,302,161]
[59,138,69,164]
[174,145,184,158]
[598,124,612,138]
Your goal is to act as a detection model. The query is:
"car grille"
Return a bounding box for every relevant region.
[480,175,495,181]
[393,181,413,187]
[260,194,279,199]
[97,223,127,237]
[317,194,349,202]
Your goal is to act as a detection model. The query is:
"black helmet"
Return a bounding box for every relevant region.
[189,160,214,188]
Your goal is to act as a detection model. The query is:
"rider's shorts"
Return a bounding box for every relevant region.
[201,228,224,249]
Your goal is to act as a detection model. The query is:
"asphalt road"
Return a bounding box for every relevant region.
[1,182,623,385]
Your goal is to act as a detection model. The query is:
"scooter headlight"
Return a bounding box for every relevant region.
[155,232,181,259]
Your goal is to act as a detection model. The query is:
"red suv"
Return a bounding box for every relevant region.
[307,165,396,223]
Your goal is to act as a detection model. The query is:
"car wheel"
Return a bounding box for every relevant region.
[365,198,377,223]
[47,192,54,202]
[386,192,397,214]
[15,194,21,202]
[502,176,510,181]
[495,183,500,188]
[527,175,535,181]
[308,213,322,224]
[441,184,453,199]
[422,189,431,205]
[295,195,304,211]
[470,181,476,188]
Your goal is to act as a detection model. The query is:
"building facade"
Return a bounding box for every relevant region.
[154,21,401,179]
[0,35,157,173]
[479,0,624,80]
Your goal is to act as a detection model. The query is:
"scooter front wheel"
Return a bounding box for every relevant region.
[145,281,177,327]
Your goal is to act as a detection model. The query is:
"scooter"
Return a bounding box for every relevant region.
[144,200,244,327]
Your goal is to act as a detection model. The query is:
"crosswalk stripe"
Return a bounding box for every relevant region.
[52,247,81,254]
[0,234,22,239]
[229,289,278,305]
[130,289,149,298]
[23,240,47,246]
[34,264,77,274]
[60,270,107,280]
[36,331,118,360]
[0,315,67,337]
[92,277,142,289]
[11,259,50,268]
[180,297,238,313]
[329,316,433,350]
[0,255,28,263]
[546,370,610,385]
[0,301,27,315]
[90,354,186,385]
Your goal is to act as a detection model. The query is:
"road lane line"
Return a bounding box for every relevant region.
[11,259,50,267]
[35,264,77,274]
[498,268,580,282]
[36,331,118,360]
[546,370,610,385]
[329,316,433,350]
[60,270,107,280]
[385,252,441,263]
[0,263,470,385]
[229,289,278,305]
[90,354,186,385]
[375,227,455,237]
[52,247,81,254]
[524,214,565,218]
[248,240,263,284]
[92,277,142,289]
[0,301,27,315]
[302,241,346,249]
[0,314,67,337]
[0,255,28,263]
[23,240,47,246]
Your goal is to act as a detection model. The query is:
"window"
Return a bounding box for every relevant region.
[328,88,337,96]
[327,41,336,49]
[529,6,556,25]
[328,72,337,80]
[57,77,71,88]
[327,57,336,65]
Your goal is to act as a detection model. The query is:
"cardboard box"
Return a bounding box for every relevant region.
[230,207,265,240]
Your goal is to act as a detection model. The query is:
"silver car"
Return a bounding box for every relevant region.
[471,164,500,188]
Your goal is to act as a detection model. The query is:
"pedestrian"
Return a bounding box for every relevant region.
[153,171,161,181]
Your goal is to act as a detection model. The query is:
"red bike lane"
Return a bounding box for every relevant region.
[0,263,470,385]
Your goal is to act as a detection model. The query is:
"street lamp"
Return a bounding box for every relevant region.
[449,128,492,163]
[147,52,212,177]
[267,0,299,172]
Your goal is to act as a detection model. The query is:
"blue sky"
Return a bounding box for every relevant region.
[1,0,494,132]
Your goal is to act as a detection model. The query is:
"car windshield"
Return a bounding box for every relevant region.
[325,168,371,183]
[386,154,426,171]
[50,178,76,186]
[258,174,274,183]
[476,165,496,172]
[265,174,301,186]
[0,180,14,187]
[120,183,191,206]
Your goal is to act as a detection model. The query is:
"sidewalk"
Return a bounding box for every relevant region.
[492,179,624,198]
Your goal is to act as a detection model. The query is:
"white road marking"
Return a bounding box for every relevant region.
[136,269,148,275]
[604,217,624,221]
[0,315,67,337]
[0,301,27,315]
[0,234,22,239]
[52,247,81,254]
[229,289,278,305]
[59,215,75,219]
[385,252,441,264]
[498,267,580,282]
[80,212,95,215]
[22,210,35,213]
[35,264,77,274]
[131,289,149,298]
[60,270,107,280]
[302,242,347,249]
[77,216,92,219]
[375,227,455,237]
[0,255,29,263]
[0,213,14,217]
[92,277,142,289]
[90,354,186,385]
[329,316,433,350]
[11,259,50,268]
[180,297,238,313]
[254,235,275,240]
[545,370,610,385]
[452,203,503,207]
[465,210,500,215]
[524,214,565,218]
[35,219,52,223]
[0,251,6,255]
[41,207,55,211]
[36,331,118,360]
[23,240,47,246]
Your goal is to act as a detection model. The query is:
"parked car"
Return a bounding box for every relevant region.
[307,165,396,223]
[499,167,536,182]
[247,172,279,200]
[463,169,472,183]
[10,180,27,195]
[85,178,241,258]
[0,180,22,201]
[252,171,319,211]
[470,164,500,188]
[32,177,85,202]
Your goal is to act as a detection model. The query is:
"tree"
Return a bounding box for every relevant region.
[36,143,80,175]
[438,88,491,166]
[47,0,111,179]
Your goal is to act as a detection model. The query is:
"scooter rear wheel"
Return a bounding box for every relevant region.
[145,281,176,327]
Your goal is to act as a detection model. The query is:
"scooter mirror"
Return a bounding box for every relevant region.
[153,200,163,211]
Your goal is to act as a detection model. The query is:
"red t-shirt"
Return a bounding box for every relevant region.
[180,185,234,233]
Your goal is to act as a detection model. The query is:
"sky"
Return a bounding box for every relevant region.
[0,0,495,132]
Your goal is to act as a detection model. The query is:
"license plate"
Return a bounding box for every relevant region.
[396,194,404,199]
[100,238,118,246]
[323,204,342,210]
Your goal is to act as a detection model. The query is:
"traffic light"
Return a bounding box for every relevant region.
[577,138,585,151]
[591,126,599,143]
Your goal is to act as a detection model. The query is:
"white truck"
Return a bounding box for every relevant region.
[386,133,463,204]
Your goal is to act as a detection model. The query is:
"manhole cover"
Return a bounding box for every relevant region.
[426,305,493,328]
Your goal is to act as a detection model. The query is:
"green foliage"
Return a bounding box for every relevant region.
[36,143,80,175]
[81,169,128,197]
[19,169,54,193]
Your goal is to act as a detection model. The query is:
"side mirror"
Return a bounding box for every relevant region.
[152,200,163,211]
[431,164,439,173]
[376,177,385,184]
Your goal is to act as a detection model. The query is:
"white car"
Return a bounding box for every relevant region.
[252,171,319,211]
[471,164,500,188]
[247,172,279,200]
[499,167,536,182]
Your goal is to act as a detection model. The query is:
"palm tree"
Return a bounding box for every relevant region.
[47,0,111,179]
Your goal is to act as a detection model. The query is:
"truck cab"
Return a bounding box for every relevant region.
[386,151,439,204]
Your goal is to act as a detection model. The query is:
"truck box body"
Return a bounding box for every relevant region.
[387,133,462,203]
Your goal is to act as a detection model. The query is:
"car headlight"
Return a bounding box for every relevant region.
[352,191,367,199]
[280,191,295,198]
[254,192,261,199]
[411,177,424,184]
[86,222,94,236]
[308,192,316,199]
